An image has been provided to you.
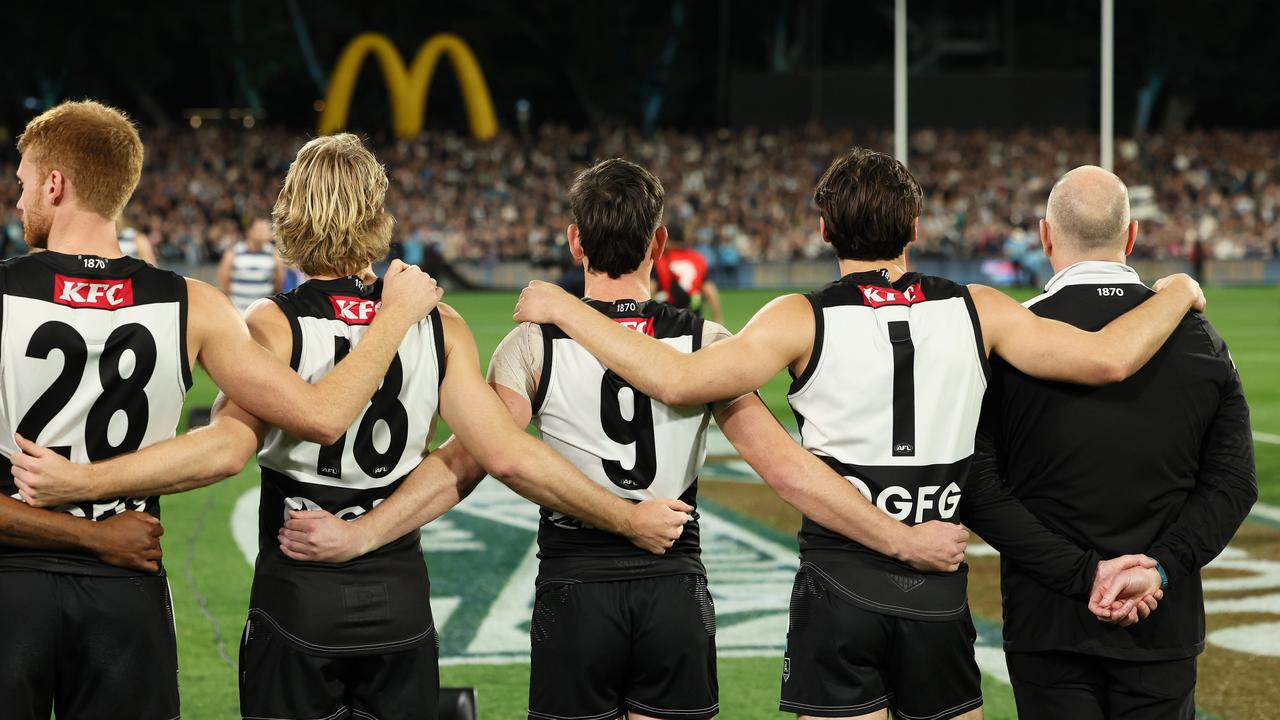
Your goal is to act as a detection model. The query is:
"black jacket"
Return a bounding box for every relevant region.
[960,262,1257,661]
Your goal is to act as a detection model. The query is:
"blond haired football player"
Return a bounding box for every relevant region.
[0,102,438,719]
[13,133,691,720]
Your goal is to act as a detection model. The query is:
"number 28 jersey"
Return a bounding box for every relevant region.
[0,252,191,576]
[251,276,444,655]
[788,270,988,621]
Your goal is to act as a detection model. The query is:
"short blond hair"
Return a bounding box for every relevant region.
[17,100,144,221]
[272,134,394,276]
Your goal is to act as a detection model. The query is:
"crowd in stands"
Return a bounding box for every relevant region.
[3,125,1278,270]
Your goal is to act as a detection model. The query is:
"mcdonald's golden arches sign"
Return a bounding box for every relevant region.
[318,32,498,140]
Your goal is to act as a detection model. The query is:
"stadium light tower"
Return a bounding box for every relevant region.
[1101,0,1115,170]
[895,0,908,167]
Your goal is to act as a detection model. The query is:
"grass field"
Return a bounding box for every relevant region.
[162,286,1280,719]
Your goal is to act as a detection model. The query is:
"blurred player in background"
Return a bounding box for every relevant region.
[219,217,284,313]
[116,219,157,264]
[1,101,440,720]
[513,147,1206,720]
[11,135,691,720]
[653,223,723,323]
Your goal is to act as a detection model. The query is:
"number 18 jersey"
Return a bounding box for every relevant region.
[0,252,191,576]
[250,276,444,655]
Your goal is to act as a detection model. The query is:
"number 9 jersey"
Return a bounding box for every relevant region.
[0,252,191,575]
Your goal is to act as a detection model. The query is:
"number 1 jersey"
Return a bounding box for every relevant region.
[0,252,191,576]
[788,270,988,621]
[251,276,444,655]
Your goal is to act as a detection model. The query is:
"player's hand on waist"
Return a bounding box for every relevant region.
[10,433,94,508]
[279,509,370,564]
[513,280,576,325]
[380,260,443,325]
[895,520,968,573]
[625,497,694,556]
[1153,272,1206,312]
[90,512,164,574]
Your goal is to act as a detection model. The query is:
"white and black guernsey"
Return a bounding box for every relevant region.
[249,276,444,656]
[0,251,191,576]
[534,299,712,583]
[228,242,277,313]
[788,270,988,621]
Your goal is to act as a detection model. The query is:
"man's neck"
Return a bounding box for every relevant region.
[837,255,909,282]
[1050,252,1127,275]
[583,270,651,302]
[46,213,123,257]
[309,265,372,283]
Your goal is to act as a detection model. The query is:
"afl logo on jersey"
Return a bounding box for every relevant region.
[330,296,382,325]
[858,282,925,308]
[53,274,134,309]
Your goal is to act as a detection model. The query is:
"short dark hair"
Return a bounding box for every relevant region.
[568,158,664,278]
[814,147,923,261]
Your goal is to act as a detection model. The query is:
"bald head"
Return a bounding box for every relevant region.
[1045,166,1131,252]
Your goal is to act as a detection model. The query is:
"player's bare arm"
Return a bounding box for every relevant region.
[0,496,163,573]
[436,305,691,556]
[716,393,967,573]
[278,438,485,563]
[189,259,442,444]
[11,394,263,507]
[514,280,813,406]
[970,273,1205,385]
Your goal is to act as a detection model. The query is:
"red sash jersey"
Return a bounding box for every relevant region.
[655,248,709,305]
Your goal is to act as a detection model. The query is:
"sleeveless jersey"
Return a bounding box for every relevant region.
[250,276,444,655]
[228,242,277,313]
[788,270,988,620]
[654,248,709,312]
[534,299,711,582]
[0,252,191,576]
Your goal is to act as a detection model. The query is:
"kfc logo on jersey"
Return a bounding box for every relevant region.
[53,275,134,309]
[613,317,655,336]
[330,296,381,325]
[858,282,925,308]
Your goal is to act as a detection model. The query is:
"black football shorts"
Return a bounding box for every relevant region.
[239,610,440,720]
[528,573,719,720]
[779,565,982,719]
[0,570,180,720]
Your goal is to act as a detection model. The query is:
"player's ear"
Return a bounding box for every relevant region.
[911,217,919,245]
[567,224,585,262]
[1040,218,1053,257]
[1124,220,1138,257]
[47,169,66,206]
[819,216,830,244]
[651,225,667,262]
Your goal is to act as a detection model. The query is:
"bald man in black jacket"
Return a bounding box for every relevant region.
[960,166,1257,720]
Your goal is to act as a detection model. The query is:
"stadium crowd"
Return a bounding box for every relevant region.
[3,125,1278,268]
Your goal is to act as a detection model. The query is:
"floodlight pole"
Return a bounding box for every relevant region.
[895,0,908,167]
[1101,0,1115,170]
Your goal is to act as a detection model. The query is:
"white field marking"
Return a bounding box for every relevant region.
[432,596,462,635]
[1256,431,1280,445]
[974,646,1012,684]
[232,488,259,566]
[1251,503,1280,526]
[1208,622,1280,658]
[464,541,540,656]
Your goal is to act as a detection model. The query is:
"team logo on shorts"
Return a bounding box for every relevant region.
[783,657,791,682]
